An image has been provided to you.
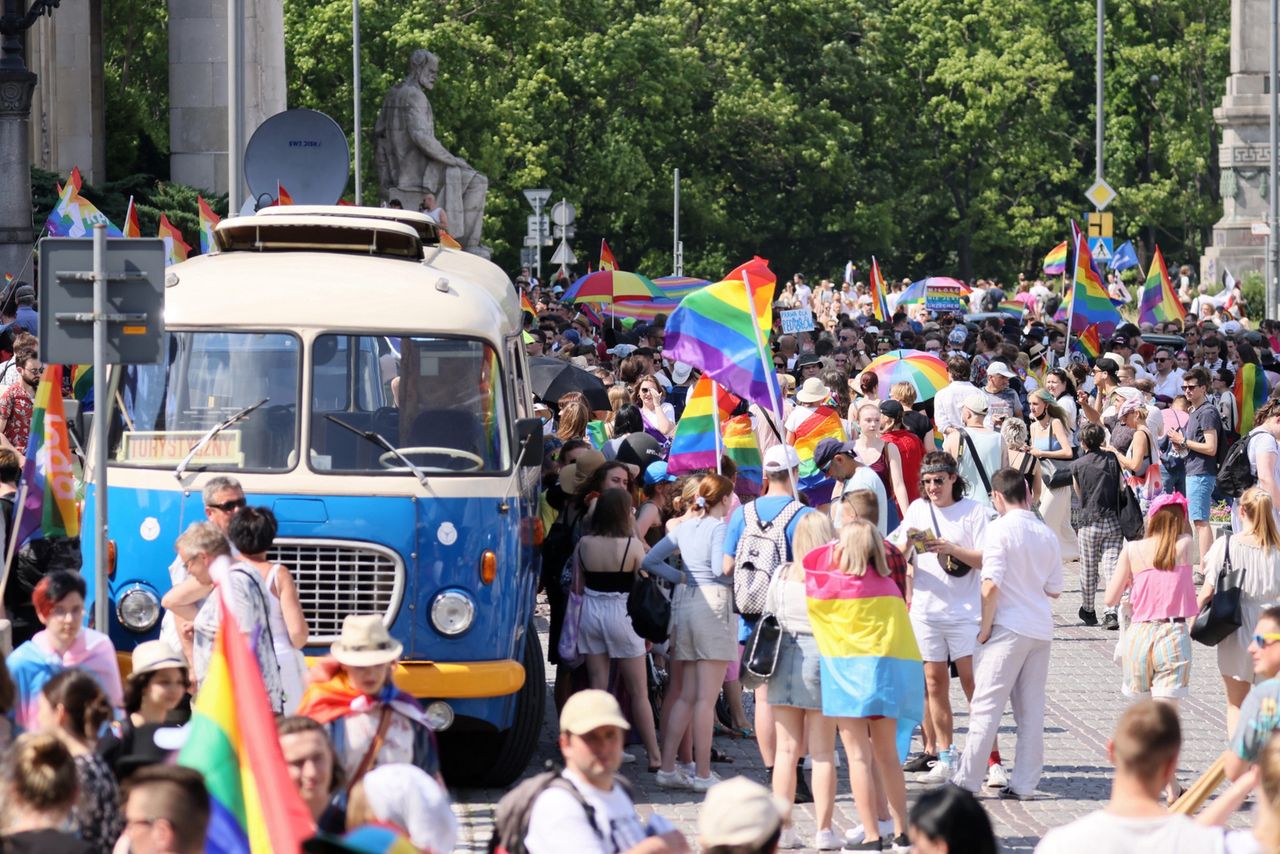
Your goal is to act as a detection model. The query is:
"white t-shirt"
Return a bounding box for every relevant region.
[1153,369,1184,401]
[833,466,888,535]
[933,380,978,433]
[1232,430,1280,533]
[982,509,1063,640]
[526,771,674,854]
[784,404,820,434]
[898,497,992,624]
[795,283,813,305]
[1034,810,1225,854]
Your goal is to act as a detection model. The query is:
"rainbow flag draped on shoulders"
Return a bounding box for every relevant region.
[803,543,923,759]
[1042,241,1068,276]
[792,404,846,506]
[1138,245,1186,326]
[1060,221,1122,336]
[668,375,738,475]
[1235,363,1271,434]
[15,365,79,545]
[198,195,222,255]
[178,597,315,853]
[722,413,762,496]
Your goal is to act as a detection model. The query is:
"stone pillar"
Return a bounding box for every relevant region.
[0,64,36,281]
[168,0,285,196]
[28,0,105,183]
[1202,0,1274,284]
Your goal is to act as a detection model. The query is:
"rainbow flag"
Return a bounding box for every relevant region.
[276,182,294,205]
[600,239,618,272]
[439,229,463,250]
[667,375,738,475]
[793,405,847,506]
[123,196,141,238]
[178,594,316,853]
[1235,363,1271,434]
[44,167,123,238]
[996,299,1025,320]
[653,276,709,301]
[663,256,782,412]
[1138,245,1186,326]
[924,283,966,313]
[71,365,93,408]
[1072,322,1102,360]
[1042,241,1068,276]
[1062,221,1122,336]
[198,195,221,255]
[586,419,609,450]
[158,213,192,266]
[15,365,79,544]
[577,303,604,329]
[869,257,890,322]
[803,543,923,760]
[520,290,536,317]
[722,413,762,496]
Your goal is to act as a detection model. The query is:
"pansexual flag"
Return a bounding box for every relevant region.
[1138,246,1185,326]
[1072,322,1102,360]
[44,167,123,238]
[15,365,79,544]
[178,596,316,853]
[793,405,847,506]
[198,195,222,255]
[600,239,618,272]
[123,196,141,238]
[869,257,890,322]
[803,542,923,759]
[158,213,192,266]
[663,257,782,412]
[1235,363,1271,434]
[667,375,738,475]
[1042,241,1068,276]
[1062,221,1121,336]
[722,413,762,496]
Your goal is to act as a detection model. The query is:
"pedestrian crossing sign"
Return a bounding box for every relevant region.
[1088,237,1114,262]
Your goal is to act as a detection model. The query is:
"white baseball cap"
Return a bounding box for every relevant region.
[985,360,1015,378]
[763,445,802,472]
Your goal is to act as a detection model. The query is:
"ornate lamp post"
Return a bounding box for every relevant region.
[0,0,59,280]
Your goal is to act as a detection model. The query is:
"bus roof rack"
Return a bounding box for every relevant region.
[256,205,443,247]
[214,215,423,260]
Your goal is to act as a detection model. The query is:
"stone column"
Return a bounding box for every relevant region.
[168,0,286,197]
[27,0,105,183]
[0,63,36,281]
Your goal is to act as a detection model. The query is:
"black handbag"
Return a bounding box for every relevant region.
[928,502,973,577]
[740,613,782,681]
[626,541,671,643]
[1041,458,1073,490]
[1192,537,1245,646]
[1116,469,1145,541]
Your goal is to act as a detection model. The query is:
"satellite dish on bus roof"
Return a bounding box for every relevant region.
[244,108,350,207]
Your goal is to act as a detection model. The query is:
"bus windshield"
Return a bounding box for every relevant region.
[309,334,509,474]
[110,332,301,471]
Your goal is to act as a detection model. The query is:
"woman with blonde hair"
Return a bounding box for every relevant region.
[555,398,590,443]
[853,402,910,530]
[764,511,839,849]
[1199,486,1280,734]
[643,474,737,791]
[1027,388,1077,559]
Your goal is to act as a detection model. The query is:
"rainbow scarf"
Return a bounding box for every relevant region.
[1042,241,1068,276]
[722,413,762,496]
[1235,363,1271,434]
[7,628,124,731]
[179,597,316,853]
[663,257,782,412]
[1059,221,1122,336]
[1138,246,1185,326]
[296,667,425,726]
[198,194,222,255]
[793,405,846,505]
[803,543,923,760]
[158,213,192,266]
[15,365,79,544]
[668,375,737,475]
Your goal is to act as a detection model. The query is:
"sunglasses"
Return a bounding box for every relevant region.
[1181,384,1199,391]
[207,498,247,512]
[1254,633,1280,648]
[922,476,950,486]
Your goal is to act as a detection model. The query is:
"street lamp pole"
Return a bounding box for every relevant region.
[352,0,362,206]
[1096,0,1104,195]
[1270,0,1278,317]
[227,0,244,214]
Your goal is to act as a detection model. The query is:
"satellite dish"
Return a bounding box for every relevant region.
[244,109,350,206]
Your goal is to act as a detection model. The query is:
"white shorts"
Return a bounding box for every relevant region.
[910,616,978,663]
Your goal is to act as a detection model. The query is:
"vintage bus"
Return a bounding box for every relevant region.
[81,209,545,784]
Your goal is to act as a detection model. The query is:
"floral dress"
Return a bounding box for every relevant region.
[72,753,123,853]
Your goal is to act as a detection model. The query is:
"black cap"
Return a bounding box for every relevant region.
[795,353,821,368]
[879,400,905,421]
[614,432,662,469]
[812,437,855,473]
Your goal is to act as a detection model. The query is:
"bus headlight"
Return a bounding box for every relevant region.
[117,586,161,632]
[430,591,475,636]
[424,701,455,730]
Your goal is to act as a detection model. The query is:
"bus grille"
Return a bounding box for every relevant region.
[266,539,406,644]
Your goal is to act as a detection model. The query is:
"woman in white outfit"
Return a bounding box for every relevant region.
[1231,399,1280,534]
[1027,389,1078,561]
[228,506,310,712]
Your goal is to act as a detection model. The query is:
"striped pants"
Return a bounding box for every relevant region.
[1078,515,1123,613]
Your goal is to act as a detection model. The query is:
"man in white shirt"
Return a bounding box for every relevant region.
[952,468,1062,800]
[932,354,977,434]
[525,690,688,854]
[1150,348,1183,400]
[1034,701,1225,854]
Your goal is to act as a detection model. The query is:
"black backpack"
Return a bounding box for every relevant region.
[1218,429,1262,498]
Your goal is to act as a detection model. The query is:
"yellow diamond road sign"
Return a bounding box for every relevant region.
[1086,179,1117,211]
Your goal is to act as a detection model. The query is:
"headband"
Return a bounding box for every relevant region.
[920,462,957,476]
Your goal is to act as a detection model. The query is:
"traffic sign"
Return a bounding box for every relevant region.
[526,215,549,236]
[552,225,576,239]
[1086,211,1114,239]
[1086,179,1117,211]
[550,200,576,226]
[522,188,552,210]
[523,235,552,247]
[1088,237,1114,263]
[550,240,577,266]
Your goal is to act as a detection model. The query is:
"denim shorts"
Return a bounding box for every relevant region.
[1186,474,1216,522]
[767,632,823,710]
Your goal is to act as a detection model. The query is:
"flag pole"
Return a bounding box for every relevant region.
[0,482,30,609]
[742,269,798,496]
[712,380,724,476]
[1064,225,1081,346]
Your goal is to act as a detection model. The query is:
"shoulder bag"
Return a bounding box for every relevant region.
[1191,536,1246,646]
[958,429,992,499]
[739,568,786,690]
[626,538,671,643]
[1116,459,1146,542]
[556,545,586,667]
[928,501,973,577]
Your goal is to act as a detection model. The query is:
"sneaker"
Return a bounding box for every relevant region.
[677,761,696,777]
[922,753,954,784]
[884,834,911,852]
[778,828,801,850]
[842,840,882,852]
[985,762,1009,789]
[843,820,893,847]
[1078,606,1098,626]
[655,769,692,790]
[620,751,637,764]
[902,752,938,773]
[689,772,722,792]
[814,828,841,851]
[997,786,1035,801]
[1103,610,1120,631]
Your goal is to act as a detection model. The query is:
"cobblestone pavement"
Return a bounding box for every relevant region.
[450,564,1249,852]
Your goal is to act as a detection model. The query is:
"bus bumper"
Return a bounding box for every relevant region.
[393,659,526,699]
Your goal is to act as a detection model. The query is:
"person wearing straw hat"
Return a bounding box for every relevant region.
[296,615,440,784]
[783,378,832,443]
[97,641,190,779]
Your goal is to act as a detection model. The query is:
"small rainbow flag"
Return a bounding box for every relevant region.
[520,290,536,317]
[198,195,222,255]
[4,274,13,287]
[869,256,890,322]
[439,229,463,250]
[997,299,1025,320]
[722,413,762,496]
[71,365,92,403]
[15,365,79,544]
[600,239,618,272]
[1042,241,1068,276]
[276,182,294,205]
[1072,322,1102,360]
[158,213,192,266]
[1235,363,1271,434]
[793,405,847,506]
[667,375,738,475]
[1138,245,1186,326]
[44,167,123,238]
[178,594,316,853]
[577,303,604,329]
[1061,221,1122,337]
[123,196,141,238]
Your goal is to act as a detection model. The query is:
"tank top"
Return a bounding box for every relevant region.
[957,429,1003,505]
[1032,425,1061,453]
[882,429,923,506]
[264,564,294,658]
[1130,562,1198,622]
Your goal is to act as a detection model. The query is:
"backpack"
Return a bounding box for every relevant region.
[733,500,805,617]
[1218,429,1263,498]
[488,768,633,854]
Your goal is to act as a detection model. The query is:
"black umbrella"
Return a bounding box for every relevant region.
[529,357,610,411]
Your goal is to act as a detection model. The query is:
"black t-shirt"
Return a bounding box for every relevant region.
[902,410,933,442]
[1185,400,1223,477]
[0,830,93,854]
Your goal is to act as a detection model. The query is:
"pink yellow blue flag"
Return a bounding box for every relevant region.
[158,214,192,266]
[1138,246,1186,327]
[123,196,141,239]
[198,195,221,255]
[15,364,79,544]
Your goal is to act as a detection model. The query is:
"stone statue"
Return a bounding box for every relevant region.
[374,49,489,256]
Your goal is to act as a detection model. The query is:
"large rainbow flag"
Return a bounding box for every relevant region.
[198,195,222,255]
[1235,363,1271,434]
[1138,245,1186,326]
[178,596,316,853]
[667,375,738,475]
[1061,221,1122,336]
[792,405,846,505]
[722,413,762,496]
[158,213,192,266]
[803,543,923,760]
[663,257,781,412]
[1042,241,1068,276]
[869,257,890,322]
[44,167,123,238]
[15,365,79,545]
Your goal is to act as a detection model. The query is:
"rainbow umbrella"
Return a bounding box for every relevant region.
[859,349,949,402]
[653,275,710,301]
[563,270,665,304]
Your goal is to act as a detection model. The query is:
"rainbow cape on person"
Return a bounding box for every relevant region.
[792,405,846,506]
[1235,363,1271,434]
[722,413,762,496]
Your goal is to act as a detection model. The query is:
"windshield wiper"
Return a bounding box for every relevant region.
[323,415,431,490]
[173,398,268,482]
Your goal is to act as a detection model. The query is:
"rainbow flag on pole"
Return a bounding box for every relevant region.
[123,196,141,239]
[663,257,781,412]
[178,596,316,853]
[722,413,762,496]
[15,365,79,544]
[793,405,847,506]
[1235,363,1271,434]
[520,290,536,317]
[44,167,123,238]
[1138,245,1186,326]
[869,257,890,322]
[1042,241,1068,276]
[1072,322,1102,361]
[198,195,222,255]
[158,214,192,266]
[667,375,738,475]
[1061,221,1122,336]
[996,299,1026,320]
[600,239,618,272]
[276,182,294,205]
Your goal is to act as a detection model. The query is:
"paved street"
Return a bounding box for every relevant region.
[450,562,1250,852]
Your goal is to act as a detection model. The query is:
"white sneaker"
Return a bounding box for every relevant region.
[813,828,840,850]
[922,755,954,783]
[777,827,801,850]
[878,819,895,839]
[985,762,1010,789]
[620,751,637,764]
[655,769,692,790]
[677,761,696,777]
[689,772,722,792]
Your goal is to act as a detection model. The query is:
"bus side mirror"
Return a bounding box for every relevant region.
[516,417,543,469]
